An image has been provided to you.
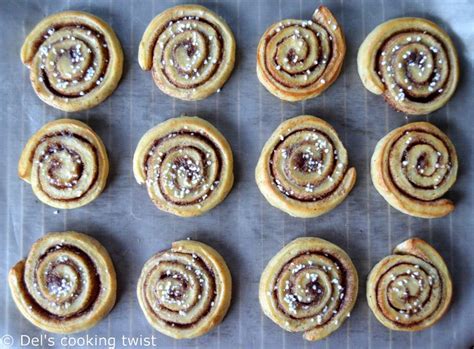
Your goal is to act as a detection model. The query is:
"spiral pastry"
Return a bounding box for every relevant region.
[367,238,452,331]
[260,237,358,341]
[137,240,232,339]
[256,115,356,218]
[21,11,123,112]
[371,122,458,218]
[133,116,234,217]
[18,119,109,209]
[256,6,345,102]
[358,17,459,115]
[139,5,236,101]
[8,231,116,334]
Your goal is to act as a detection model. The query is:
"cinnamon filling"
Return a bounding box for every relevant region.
[36,24,110,99]
[270,128,343,202]
[375,30,451,104]
[387,128,454,200]
[22,245,102,321]
[155,17,225,89]
[273,251,349,324]
[143,251,217,328]
[375,261,443,328]
[143,131,222,206]
[34,131,99,202]
[264,22,334,89]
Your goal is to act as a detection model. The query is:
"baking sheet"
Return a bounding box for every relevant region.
[1,0,473,348]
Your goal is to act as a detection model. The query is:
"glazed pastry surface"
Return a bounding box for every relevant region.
[21,11,123,111]
[19,119,109,209]
[259,237,358,341]
[257,6,345,101]
[133,116,234,217]
[367,238,452,331]
[139,5,236,100]
[9,231,117,334]
[256,115,356,218]
[137,240,232,339]
[371,122,457,218]
[358,17,459,115]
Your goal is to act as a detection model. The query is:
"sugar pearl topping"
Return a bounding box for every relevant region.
[144,129,222,207]
[270,127,349,202]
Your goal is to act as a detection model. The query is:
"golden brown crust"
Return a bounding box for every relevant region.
[139,5,236,101]
[133,116,234,217]
[8,231,116,334]
[18,119,109,209]
[367,238,452,331]
[259,237,358,341]
[256,115,356,218]
[371,122,457,218]
[137,240,232,339]
[357,17,459,115]
[256,6,345,101]
[21,11,123,112]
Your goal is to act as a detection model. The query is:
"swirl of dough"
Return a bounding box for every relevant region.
[358,17,459,115]
[133,116,233,217]
[371,122,458,218]
[18,119,109,209]
[257,6,345,101]
[21,11,123,112]
[139,5,236,100]
[259,237,358,341]
[8,231,116,334]
[367,238,452,331]
[256,115,356,218]
[137,240,232,339]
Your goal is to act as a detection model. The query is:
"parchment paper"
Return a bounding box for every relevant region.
[0,0,473,348]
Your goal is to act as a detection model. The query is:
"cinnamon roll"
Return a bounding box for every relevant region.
[259,237,358,341]
[139,5,236,100]
[9,231,116,334]
[137,240,232,339]
[371,122,458,218]
[256,6,345,101]
[133,116,233,217]
[21,11,123,112]
[358,17,459,115]
[18,119,109,209]
[256,115,356,218]
[367,238,452,331]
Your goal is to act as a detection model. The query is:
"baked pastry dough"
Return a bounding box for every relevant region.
[9,231,116,334]
[137,240,232,339]
[358,17,459,115]
[259,237,358,341]
[139,5,236,100]
[367,238,452,331]
[133,116,233,217]
[256,115,356,218]
[21,11,123,112]
[371,122,457,218]
[256,6,345,101]
[19,119,109,209]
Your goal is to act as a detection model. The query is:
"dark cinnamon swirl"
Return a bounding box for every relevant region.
[367,238,452,331]
[137,240,232,339]
[18,119,109,209]
[358,17,459,115]
[256,6,345,101]
[139,5,236,100]
[259,237,358,341]
[371,122,458,218]
[256,115,356,218]
[9,231,116,333]
[21,11,123,112]
[133,116,234,217]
